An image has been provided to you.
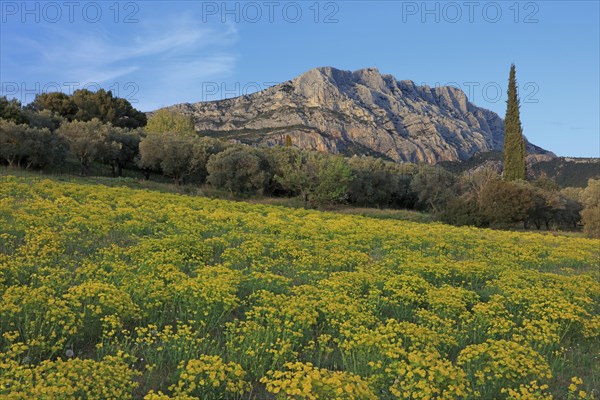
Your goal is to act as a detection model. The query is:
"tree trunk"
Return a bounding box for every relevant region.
[80,160,88,177]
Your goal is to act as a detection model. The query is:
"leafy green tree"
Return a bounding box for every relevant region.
[101,128,142,177]
[190,137,226,184]
[0,120,66,169]
[29,92,77,120]
[410,166,457,213]
[145,109,195,136]
[72,89,147,128]
[136,133,164,179]
[20,127,68,169]
[56,119,110,176]
[158,135,198,185]
[311,155,353,205]
[206,146,270,194]
[30,90,146,128]
[275,151,352,207]
[503,64,526,181]
[478,179,534,227]
[347,156,399,208]
[24,109,64,131]
[557,188,583,229]
[0,96,28,124]
[0,120,26,167]
[439,197,489,227]
[137,132,216,184]
[580,179,600,238]
[459,166,501,201]
[524,184,565,230]
[111,97,147,129]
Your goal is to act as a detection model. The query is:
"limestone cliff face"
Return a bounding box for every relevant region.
[166,67,553,163]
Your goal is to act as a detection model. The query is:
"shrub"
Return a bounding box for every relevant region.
[580,179,600,237]
[207,146,271,194]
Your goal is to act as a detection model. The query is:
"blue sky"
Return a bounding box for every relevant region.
[1,1,598,157]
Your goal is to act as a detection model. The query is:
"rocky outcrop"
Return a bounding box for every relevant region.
[165,66,554,163]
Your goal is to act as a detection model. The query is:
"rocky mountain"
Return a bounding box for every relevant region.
[165,66,554,163]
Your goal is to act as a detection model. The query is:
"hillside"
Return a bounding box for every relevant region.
[164,67,553,163]
[1,175,598,398]
[440,152,600,187]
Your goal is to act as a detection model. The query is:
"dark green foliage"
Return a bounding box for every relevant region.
[532,174,560,191]
[24,109,64,131]
[441,152,599,188]
[56,119,111,176]
[0,120,67,169]
[348,157,391,207]
[524,185,564,230]
[530,158,600,188]
[478,179,534,226]
[503,64,526,181]
[0,96,29,124]
[28,92,78,120]
[30,89,146,128]
[206,146,271,194]
[101,128,142,177]
[410,166,457,213]
[274,149,352,206]
[439,197,489,227]
[138,132,223,185]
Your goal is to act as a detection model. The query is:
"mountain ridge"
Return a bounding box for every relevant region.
[163,66,554,163]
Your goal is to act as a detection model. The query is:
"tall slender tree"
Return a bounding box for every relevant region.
[503,64,526,181]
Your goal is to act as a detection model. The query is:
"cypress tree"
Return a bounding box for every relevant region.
[285,135,293,147]
[503,64,526,181]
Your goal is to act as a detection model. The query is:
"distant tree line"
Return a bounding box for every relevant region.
[1,92,598,237]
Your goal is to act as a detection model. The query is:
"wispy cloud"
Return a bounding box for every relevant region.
[6,12,239,108]
[34,17,237,82]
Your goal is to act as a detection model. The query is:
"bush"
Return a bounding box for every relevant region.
[580,179,600,238]
[439,197,489,227]
[0,119,67,169]
[274,150,352,207]
[207,146,271,194]
[347,157,400,208]
[410,166,457,213]
[478,179,534,227]
[138,133,219,185]
[56,119,111,176]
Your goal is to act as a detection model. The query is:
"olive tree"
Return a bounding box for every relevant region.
[206,146,270,194]
[56,119,110,176]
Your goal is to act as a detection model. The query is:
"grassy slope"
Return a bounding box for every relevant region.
[1,172,599,398]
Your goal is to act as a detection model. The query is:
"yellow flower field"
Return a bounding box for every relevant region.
[0,176,598,399]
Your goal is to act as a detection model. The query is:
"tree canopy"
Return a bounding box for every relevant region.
[145,109,195,136]
[29,89,146,129]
